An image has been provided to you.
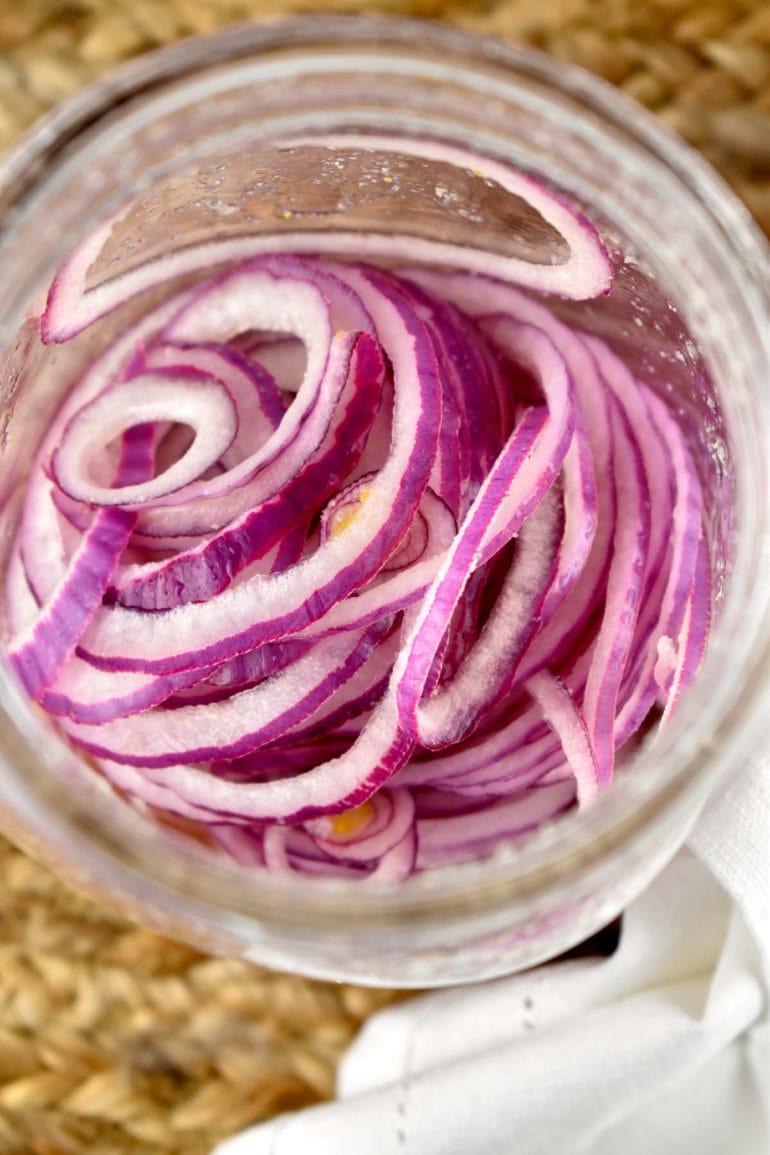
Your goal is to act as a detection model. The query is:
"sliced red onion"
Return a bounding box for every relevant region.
[657,535,710,727]
[415,779,577,870]
[40,654,215,725]
[391,319,575,744]
[8,508,136,697]
[4,162,714,882]
[280,134,613,302]
[101,697,415,824]
[279,628,400,745]
[294,489,456,641]
[62,622,392,768]
[8,424,154,697]
[52,373,238,508]
[40,141,611,345]
[139,341,287,470]
[404,486,564,750]
[580,398,651,786]
[77,266,443,673]
[111,332,384,608]
[124,268,354,533]
[526,671,600,806]
[614,387,706,741]
[304,787,415,864]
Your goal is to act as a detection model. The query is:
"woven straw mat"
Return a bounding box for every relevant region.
[1,2,768,1153]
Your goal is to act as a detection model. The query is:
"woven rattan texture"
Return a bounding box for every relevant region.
[1,2,768,1152]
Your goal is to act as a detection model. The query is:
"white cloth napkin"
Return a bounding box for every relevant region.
[213,762,770,1155]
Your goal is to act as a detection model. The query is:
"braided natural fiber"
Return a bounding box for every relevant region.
[0,836,406,1154]
[1,2,768,1152]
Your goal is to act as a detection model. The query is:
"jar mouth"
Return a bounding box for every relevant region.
[0,15,769,938]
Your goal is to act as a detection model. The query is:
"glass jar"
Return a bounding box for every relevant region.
[0,16,768,987]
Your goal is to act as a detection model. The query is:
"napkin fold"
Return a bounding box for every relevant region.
[214,762,769,1155]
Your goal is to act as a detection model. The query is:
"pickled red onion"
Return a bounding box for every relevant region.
[2,152,711,880]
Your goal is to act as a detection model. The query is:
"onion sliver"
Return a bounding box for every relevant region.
[63,622,393,767]
[8,425,154,697]
[53,374,239,508]
[40,139,612,345]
